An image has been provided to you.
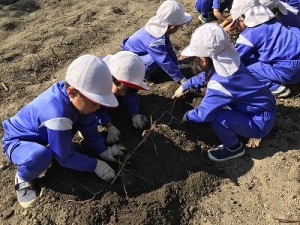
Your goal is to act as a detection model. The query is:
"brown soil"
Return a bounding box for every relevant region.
[0,0,299,225]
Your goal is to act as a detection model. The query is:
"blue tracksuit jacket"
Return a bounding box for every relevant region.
[182,64,276,147]
[2,81,106,173]
[121,27,184,82]
[236,19,300,91]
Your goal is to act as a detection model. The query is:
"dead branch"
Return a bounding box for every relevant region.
[111,100,180,185]
[66,185,103,204]
[274,218,300,224]
[1,82,8,91]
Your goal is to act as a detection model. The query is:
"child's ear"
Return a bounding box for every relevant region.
[67,87,76,98]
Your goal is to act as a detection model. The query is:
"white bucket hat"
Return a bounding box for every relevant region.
[260,0,298,15]
[65,54,118,107]
[103,51,150,90]
[231,0,275,27]
[145,0,192,38]
[181,23,240,77]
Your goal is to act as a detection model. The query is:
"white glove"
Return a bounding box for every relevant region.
[94,159,115,182]
[172,85,185,99]
[132,114,148,129]
[100,144,126,162]
[106,125,121,144]
[179,77,187,84]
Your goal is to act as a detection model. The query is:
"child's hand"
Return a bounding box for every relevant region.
[132,114,148,129]
[106,125,121,144]
[94,159,116,182]
[100,144,126,162]
[172,85,185,99]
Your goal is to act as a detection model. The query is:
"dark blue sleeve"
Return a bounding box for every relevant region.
[124,93,139,116]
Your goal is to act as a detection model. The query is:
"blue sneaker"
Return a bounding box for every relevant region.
[208,142,245,162]
[15,174,40,208]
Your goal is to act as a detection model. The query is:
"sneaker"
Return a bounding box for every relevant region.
[15,174,40,208]
[198,14,207,23]
[207,142,245,162]
[271,85,291,98]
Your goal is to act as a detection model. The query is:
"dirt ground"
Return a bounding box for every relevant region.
[0,0,299,224]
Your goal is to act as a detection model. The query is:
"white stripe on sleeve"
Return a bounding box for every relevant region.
[236,34,253,47]
[38,117,73,130]
[207,80,232,97]
[149,39,165,47]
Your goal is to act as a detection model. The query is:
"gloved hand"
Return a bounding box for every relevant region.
[172,85,185,99]
[94,159,115,182]
[99,144,126,162]
[179,77,187,84]
[106,125,121,144]
[132,114,148,129]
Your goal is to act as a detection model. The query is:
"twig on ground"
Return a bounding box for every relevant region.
[111,100,180,185]
[1,82,8,91]
[274,218,300,224]
[121,173,129,199]
[66,185,103,204]
[150,135,158,156]
[122,168,154,185]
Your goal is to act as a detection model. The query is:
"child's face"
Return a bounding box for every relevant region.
[112,77,128,96]
[198,57,211,72]
[68,87,101,114]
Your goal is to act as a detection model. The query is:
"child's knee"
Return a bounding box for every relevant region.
[18,147,52,181]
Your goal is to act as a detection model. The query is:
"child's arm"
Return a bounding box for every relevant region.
[123,93,139,116]
[185,80,232,123]
[182,72,206,90]
[147,38,185,82]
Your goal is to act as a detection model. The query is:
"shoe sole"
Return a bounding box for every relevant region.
[276,88,291,98]
[207,150,245,162]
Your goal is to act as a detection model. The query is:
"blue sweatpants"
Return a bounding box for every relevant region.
[210,109,276,147]
[2,135,52,182]
[246,59,300,91]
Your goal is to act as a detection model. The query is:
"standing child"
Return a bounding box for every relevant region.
[229,0,300,97]
[121,0,192,84]
[96,51,150,144]
[2,55,126,208]
[173,23,276,162]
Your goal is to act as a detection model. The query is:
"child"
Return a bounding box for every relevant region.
[260,0,300,31]
[172,23,276,162]
[195,0,233,23]
[229,0,300,97]
[121,0,192,84]
[2,55,126,208]
[96,51,150,144]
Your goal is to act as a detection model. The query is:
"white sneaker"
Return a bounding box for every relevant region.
[271,85,291,98]
[198,14,207,23]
